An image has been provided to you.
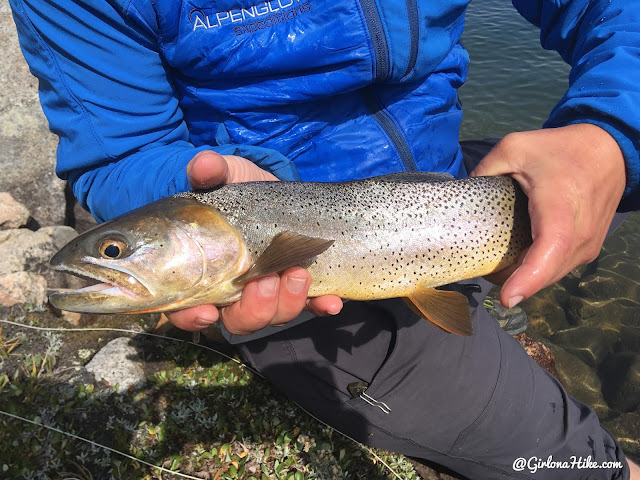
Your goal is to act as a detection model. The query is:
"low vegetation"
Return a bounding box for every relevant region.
[0,305,419,479]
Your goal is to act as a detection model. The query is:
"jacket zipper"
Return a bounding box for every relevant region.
[358,0,390,81]
[359,0,419,80]
[362,87,417,172]
[403,0,419,78]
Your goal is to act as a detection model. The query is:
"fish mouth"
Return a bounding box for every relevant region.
[48,259,153,313]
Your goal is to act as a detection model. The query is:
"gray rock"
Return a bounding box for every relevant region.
[0,225,79,287]
[85,337,145,393]
[0,192,30,230]
[0,228,21,244]
[522,285,570,338]
[0,271,47,306]
[73,201,98,234]
[0,7,66,226]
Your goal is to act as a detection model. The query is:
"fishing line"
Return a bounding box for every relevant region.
[0,318,407,480]
[0,319,247,369]
[0,409,202,480]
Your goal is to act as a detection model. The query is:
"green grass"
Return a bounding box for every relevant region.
[0,307,419,480]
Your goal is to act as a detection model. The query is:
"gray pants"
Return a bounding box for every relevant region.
[228,140,630,479]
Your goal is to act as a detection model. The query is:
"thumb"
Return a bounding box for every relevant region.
[469,135,524,179]
[187,150,230,189]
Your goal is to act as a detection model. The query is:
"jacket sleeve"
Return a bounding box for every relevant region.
[9,0,298,222]
[512,0,640,211]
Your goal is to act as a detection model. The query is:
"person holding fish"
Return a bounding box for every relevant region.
[9,0,640,478]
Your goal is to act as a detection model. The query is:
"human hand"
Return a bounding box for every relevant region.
[186,149,279,187]
[168,150,343,335]
[471,124,626,309]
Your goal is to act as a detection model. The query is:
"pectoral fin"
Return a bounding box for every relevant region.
[405,287,473,336]
[234,231,334,285]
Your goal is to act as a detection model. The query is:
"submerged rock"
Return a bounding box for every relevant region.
[85,337,146,393]
[550,326,619,369]
[619,326,640,353]
[599,353,640,413]
[604,412,640,461]
[0,192,30,230]
[596,256,640,284]
[564,295,639,330]
[521,285,570,338]
[571,271,640,304]
[548,345,612,420]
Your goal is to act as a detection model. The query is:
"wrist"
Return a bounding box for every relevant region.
[579,123,626,193]
[565,123,627,196]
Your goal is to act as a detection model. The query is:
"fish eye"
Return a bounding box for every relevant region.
[98,238,127,259]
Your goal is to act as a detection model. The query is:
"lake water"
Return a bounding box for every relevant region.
[461,0,570,138]
[461,0,640,462]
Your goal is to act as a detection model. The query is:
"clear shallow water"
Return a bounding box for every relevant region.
[461,0,640,461]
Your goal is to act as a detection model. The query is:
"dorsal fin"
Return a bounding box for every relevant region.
[370,172,455,183]
[234,231,334,285]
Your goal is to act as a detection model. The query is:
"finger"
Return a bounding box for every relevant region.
[483,247,528,286]
[470,154,511,178]
[306,295,343,317]
[187,150,230,189]
[269,267,312,325]
[219,274,280,335]
[499,208,574,308]
[224,155,279,183]
[166,304,220,331]
[469,133,530,180]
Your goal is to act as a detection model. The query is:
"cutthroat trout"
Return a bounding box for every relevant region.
[49,173,531,336]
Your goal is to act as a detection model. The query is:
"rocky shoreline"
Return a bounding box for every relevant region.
[0,192,80,307]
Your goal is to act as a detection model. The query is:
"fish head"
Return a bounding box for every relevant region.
[49,197,250,314]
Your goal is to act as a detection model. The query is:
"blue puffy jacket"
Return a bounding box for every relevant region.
[9,0,640,221]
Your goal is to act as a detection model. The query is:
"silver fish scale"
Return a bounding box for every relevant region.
[177,176,530,300]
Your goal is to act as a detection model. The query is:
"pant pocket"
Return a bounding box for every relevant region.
[239,300,397,403]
